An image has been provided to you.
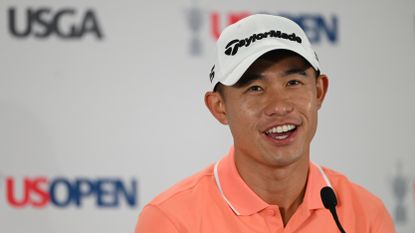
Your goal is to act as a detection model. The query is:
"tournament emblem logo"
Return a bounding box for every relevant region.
[391,160,408,224]
[185,3,203,56]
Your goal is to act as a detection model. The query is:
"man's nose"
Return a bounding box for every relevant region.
[263,93,294,117]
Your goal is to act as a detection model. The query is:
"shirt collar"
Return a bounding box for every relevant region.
[215,147,327,216]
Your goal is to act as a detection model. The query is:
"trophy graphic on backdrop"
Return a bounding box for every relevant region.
[185,3,203,56]
[392,160,408,224]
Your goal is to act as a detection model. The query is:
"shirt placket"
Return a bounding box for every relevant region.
[260,206,285,233]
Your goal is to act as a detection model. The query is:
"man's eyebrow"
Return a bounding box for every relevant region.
[282,67,308,77]
[234,73,264,87]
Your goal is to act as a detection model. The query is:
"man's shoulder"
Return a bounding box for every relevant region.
[321,166,385,209]
[148,163,216,207]
[135,163,221,233]
[320,166,395,232]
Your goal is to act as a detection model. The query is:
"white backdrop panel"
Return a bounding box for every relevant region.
[0,0,414,232]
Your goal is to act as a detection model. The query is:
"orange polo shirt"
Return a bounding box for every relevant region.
[135,148,395,233]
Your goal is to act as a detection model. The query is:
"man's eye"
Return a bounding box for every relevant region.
[247,85,263,92]
[287,80,302,86]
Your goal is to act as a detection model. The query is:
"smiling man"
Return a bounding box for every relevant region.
[135,14,395,233]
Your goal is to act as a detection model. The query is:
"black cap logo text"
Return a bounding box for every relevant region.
[224,30,302,56]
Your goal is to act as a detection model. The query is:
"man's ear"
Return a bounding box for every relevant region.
[316,74,329,109]
[204,91,228,125]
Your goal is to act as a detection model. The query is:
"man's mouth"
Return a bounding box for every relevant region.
[264,124,297,140]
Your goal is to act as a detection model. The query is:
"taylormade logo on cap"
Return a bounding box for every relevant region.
[224,30,302,56]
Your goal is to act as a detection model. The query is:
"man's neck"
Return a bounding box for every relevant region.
[234,154,309,226]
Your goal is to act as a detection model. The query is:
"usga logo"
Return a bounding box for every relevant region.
[8,7,104,39]
[2,176,137,208]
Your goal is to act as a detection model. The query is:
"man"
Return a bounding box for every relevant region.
[135,14,395,232]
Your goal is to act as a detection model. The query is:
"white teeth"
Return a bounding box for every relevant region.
[274,134,289,140]
[283,125,288,132]
[266,124,296,134]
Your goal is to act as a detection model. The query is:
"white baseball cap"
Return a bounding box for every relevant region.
[209,14,320,90]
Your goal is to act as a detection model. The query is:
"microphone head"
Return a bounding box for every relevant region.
[320,186,337,209]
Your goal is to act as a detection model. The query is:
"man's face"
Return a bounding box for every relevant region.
[206,52,328,168]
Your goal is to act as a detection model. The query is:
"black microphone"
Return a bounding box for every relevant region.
[320,186,346,233]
